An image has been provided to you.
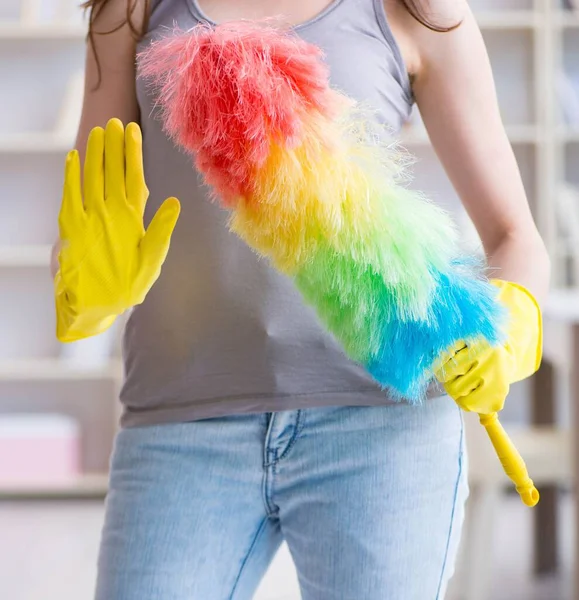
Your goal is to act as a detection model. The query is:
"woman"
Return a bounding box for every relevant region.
[51,0,550,598]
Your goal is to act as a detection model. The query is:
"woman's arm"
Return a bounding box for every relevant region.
[50,0,145,277]
[387,0,550,304]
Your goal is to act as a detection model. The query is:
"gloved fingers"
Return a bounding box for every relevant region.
[59,150,84,238]
[456,382,508,414]
[137,197,181,289]
[435,341,466,368]
[438,342,489,383]
[104,119,126,206]
[125,122,149,216]
[83,126,105,213]
[444,368,483,402]
[433,341,467,382]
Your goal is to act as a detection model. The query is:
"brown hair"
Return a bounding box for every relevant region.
[82,0,150,38]
[400,0,461,32]
[81,0,149,87]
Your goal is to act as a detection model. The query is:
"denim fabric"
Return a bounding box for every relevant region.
[96,397,467,599]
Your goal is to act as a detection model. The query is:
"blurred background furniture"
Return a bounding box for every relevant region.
[452,289,579,600]
[1,0,579,599]
[456,413,571,600]
[2,0,577,490]
[0,1,120,499]
[542,291,579,600]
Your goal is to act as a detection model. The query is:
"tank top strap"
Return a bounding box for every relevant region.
[296,0,412,106]
[370,0,413,103]
[149,0,164,17]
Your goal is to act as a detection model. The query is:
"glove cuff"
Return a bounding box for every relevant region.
[490,278,543,382]
[54,272,119,343]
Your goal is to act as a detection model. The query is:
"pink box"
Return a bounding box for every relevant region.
[0,414,80,486]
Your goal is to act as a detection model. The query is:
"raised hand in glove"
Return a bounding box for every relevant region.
[55,118,180,342]
[436,279,542,414]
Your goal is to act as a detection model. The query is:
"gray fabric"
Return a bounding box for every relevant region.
[120,0,417,427]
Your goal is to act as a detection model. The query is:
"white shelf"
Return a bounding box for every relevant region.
[0,245,52,268]
[0,14,542,37]
[546,289,579,322]
[400,124,540,146]
[0,358,122,381]
[556,12,579,29]
[0,15,539,39]
[506,125,542,144]
[0,473,108,499]
[475,11,540,30]
[0,132,72,154]
[562,128,579,143]
[0,22,86,40]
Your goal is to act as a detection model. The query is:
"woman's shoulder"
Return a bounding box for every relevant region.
[383,0,469,81]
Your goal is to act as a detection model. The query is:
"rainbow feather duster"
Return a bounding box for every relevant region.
[139,21,505,401]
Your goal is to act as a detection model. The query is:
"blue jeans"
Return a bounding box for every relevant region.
[96,397,467,599]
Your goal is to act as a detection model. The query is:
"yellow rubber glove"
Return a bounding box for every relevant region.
[435,279,542,414]
[55,119,180,342]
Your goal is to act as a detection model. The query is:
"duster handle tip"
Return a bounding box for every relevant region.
[478,412,540,508]
[517,484,540,507]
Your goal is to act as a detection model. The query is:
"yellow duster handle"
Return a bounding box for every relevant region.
[478,412,540,507]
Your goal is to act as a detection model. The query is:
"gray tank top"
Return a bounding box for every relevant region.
[121,0,414,427]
